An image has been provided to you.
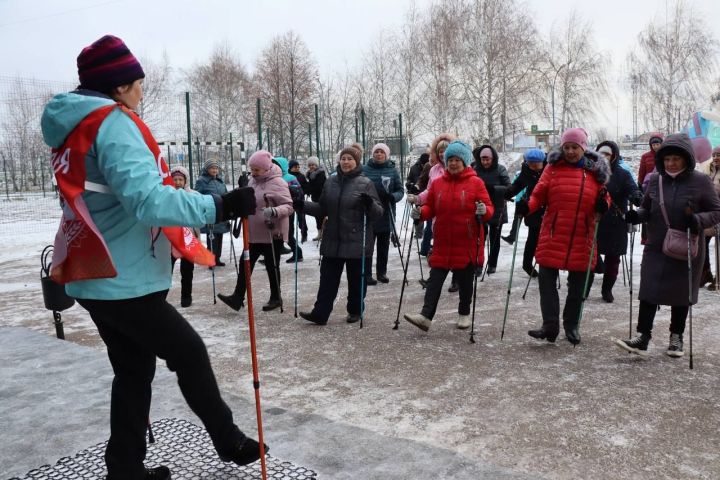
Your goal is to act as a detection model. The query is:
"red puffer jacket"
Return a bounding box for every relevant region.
[527,150,610,272]
[420,167,494,269]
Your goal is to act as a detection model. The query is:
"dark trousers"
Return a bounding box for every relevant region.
[367,232,391,277]
[538,267,593,333]
[420,220,433,256]
[637,300,689,337]
[421,264,475,319]
[312,256,367,322]
[287,213,304,258]
[703,235,712,275]
[523,225,540,271]
[232,240,283,302]
[298,211,308,238]
[78,291,244,479]
[171,256,194,297]
[483,223,502,268]
[206,232,224,263]
[507,212,521,240]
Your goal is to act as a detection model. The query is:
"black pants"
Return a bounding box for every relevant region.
[232,240,283,302]
[483,223,502,269]
[523,225,540,271]
[637,300,689,337]
[297,211,308,239]
[287,213,304,258]
[538,267,592,333]
[367,232,391,277]
[421,264,475,319]
[703,235,712,275]
[78,291,245,479]
[312,256,367,322]
[171,256,194,297]
[206,232,224,263]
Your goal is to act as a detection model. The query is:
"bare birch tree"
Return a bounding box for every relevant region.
[631,0,718,133]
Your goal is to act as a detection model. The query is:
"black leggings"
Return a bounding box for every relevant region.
[231,239,283,301]
[78,291,245,478]
[636,300,689,337]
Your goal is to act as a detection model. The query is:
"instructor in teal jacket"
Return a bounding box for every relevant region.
[41,35,265,480]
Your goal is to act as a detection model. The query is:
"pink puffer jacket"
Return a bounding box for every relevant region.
[247,164,293,243]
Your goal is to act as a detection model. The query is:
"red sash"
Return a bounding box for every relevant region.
[50,103,215,285]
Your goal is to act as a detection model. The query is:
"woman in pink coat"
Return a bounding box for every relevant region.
[218,150,293,311]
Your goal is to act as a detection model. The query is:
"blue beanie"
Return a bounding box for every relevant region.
[444,140,473,166]
[524,148,545,163]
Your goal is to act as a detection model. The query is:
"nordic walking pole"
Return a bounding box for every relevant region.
[263,194,283,313]
[414,222,426,288]
[294,213,299,318]
[480,233,490,282]
[394,219,419,330]
[686,203,694,370]
[241,217,268,479]
[628,210,635,339]
[577,215,601,348]
[388,207,409,286]
[208,228,217,304]
[621,255,627,287]
[522,260,537,300]
[469,207,484,344]
[500,216,521,340]
[360,212,367,329]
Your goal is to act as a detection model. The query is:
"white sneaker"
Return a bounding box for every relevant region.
[403,313,432,332]
[457,315,471,330]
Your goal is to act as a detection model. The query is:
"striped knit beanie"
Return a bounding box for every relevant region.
[77,35,145,93]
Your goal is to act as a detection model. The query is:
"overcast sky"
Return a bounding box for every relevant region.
[1,0,718,135]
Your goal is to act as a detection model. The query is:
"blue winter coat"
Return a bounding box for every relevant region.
[362,159,404,234]
[194,170,230,235]
[41,91,217,300]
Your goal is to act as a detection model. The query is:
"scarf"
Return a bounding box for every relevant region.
[50,103,214,284]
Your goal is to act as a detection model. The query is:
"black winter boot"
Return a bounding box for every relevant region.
[614,333,651,356]
[107,466,171,480]
[218,438,269,466]
[180,295,192,308]
[601,274,616,303]
[528,327,558,343]
[217,293,244,311]
[262,298,283,311]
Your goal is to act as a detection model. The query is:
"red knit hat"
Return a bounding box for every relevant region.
[77,35,145,93]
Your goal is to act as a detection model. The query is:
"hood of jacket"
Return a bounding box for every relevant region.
[430,133,455,165]
[473,144,500,170]
[655,133,696,177]
[272,156,298,183]
[41,90,116,148]
[547,148,611,185]
[596,140,620,163]
[251,163,282,185]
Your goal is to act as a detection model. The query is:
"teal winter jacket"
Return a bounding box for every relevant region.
[41,91,217,300]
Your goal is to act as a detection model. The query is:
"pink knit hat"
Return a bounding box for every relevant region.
[371,143,391,158]
[248,150,274,171]
[560,128,588,151]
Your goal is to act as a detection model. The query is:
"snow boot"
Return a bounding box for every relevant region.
[457,315,471,330]
[486,265,496,275]
[218,438,269,466]
[285,254,303,263]
[666,333,684,358]
[300,311,327,325]
[501,234,515,245]
[365,276,378,286]
[377,274,389,284]
[601,275,616,303]
[217,293,244,311]
[180,295,192,308]
[345,313,361,324]
[528,327,558,343]
[565,327,581,346]
[614,333,651,356]
[700,267,714,287]
[261,298,283,311]
[403,313,432,332]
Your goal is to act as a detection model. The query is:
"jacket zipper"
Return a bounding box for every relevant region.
[335,176,346,258]
[563,171,586,269]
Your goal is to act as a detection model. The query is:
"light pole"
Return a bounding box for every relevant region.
[550,62,569,146]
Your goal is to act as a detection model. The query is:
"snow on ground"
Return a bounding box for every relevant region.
[2,190,720,479]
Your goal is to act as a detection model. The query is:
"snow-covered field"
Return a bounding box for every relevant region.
[2,179,720,479]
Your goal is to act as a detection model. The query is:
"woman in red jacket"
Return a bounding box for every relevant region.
[516,128,610,345]
[403,140,494,332]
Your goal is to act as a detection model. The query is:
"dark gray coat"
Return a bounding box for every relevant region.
[637,134,720,305]
[305,164,383,259]
[473,144,510,225]
[194,169,230,235]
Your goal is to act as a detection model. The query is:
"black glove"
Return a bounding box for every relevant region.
[630,191,643,207]
[220,187,256,221]
[595,192,609,214]
[380,189,394,203]
[503,187,516,201]
[237,175,249,188]
[685,212,700,234]
[515,200,529,217]
[406,183,420,195]
[360,193,375,210]
[625,209,641,225]
[293,197,304,211]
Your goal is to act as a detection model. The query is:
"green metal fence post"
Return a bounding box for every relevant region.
[185,92,194,187]
[360,108,367,165]
[308,123,313,157]
[229,132,235,183]
[399,113,405,180]
[256,98,263,150]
